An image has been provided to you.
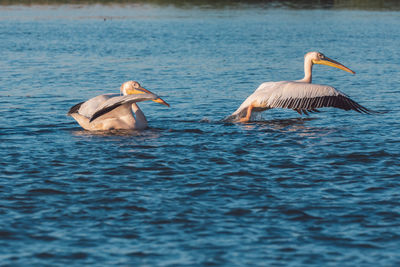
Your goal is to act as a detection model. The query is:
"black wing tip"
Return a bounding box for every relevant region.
[359,109,385,115]
[344,97,382,115]
[89,103,123,122]
[277,95,382,116]
[89,112,101,122]
[67,101,84,116]
[89,114,99,123]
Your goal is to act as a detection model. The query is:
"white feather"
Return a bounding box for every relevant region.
[232,81,345,117]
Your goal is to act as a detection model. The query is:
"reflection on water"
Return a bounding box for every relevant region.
[71,127,163,139]
[1,0,400,10]
[238,117,335,138]
[251,117,316,130]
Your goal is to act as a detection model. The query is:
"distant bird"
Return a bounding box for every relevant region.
[227,51,375,122]
[68,81,169,131]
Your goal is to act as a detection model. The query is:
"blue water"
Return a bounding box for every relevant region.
[1,3,400,266]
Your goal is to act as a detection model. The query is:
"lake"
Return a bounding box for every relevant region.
[1,1,400,266]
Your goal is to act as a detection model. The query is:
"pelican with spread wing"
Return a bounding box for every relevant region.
[227,51,375,122]
[67,81,169,131]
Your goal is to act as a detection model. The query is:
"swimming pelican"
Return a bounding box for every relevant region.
[227,51,375,122]
[67,81,169,131]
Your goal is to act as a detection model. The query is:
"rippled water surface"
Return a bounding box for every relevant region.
[1,3,400,266]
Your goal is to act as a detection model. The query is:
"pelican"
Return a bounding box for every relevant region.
[67,81,169,131]
[227,51,375,122]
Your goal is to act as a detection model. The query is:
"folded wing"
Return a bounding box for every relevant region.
[89,93,157,122]
[68,93,118,118]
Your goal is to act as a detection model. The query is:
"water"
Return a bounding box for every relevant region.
[1,3,400,266]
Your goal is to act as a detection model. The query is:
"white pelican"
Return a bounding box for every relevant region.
[67,81,169,131]
[227,51,375,122]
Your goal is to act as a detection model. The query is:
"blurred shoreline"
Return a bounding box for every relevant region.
[1,0,400,10]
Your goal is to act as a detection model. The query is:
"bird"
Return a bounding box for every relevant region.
[226,51,376,123]
[67,81,169,131]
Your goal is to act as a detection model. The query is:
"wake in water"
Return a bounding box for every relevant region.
[222,111,265,123]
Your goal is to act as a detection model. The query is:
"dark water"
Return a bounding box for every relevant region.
[1,3,400,266]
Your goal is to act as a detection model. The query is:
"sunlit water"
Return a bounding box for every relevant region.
[1,3,400,266]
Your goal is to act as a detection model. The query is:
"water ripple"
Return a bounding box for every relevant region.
[1,5,400,267]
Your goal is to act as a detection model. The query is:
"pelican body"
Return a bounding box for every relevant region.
[227,52,374,122]
[68,81,169,131]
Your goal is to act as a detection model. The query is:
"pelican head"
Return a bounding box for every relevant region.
[120,80,169,107]
[306,51,355,74]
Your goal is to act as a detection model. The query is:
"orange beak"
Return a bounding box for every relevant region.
[126,87,170,107]
[312,56,355,74]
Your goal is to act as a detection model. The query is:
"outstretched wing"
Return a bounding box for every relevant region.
[229,81,375,121]
[266,82,375,114]
[89,93,157,122]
